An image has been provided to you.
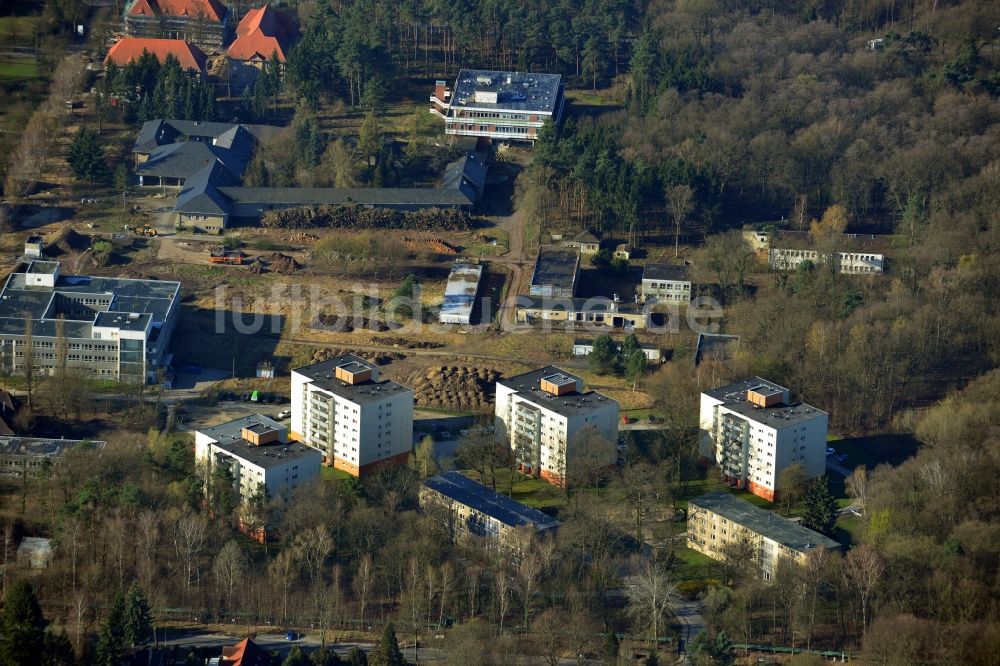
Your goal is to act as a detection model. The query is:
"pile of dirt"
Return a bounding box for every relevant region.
[309,348,405,366]
[402,236,460,255]
[264,253,302,273]
[314,313,402,333]
[408,365,499,411]
[44,228,92,257]
[285,232,319,244]
[374,336,444,349]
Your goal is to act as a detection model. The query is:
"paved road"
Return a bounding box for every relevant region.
[673,600,705,662]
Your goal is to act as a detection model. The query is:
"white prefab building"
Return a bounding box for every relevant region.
[194,414,321,504]
[430,70,565,143]
[699,377,828,502]
[572,339,662,363]
[495,366,619,487]
[440,261,483,325]
[291,354,414,476]
[769,248,884,275]
[641,263,692,303]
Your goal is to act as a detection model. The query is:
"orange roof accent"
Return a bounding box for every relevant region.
[127,0,227,23]
[220,638,271,666]
[105,37,208,73]
[228,4,296,63]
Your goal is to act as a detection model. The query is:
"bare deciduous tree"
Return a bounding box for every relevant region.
[353,553,375,627]
[844,545,884,634]
[514,552,544,632]
[625,560,678,646]
[666,183,694,258]
[213,539,248,612]
[171,509,207,593]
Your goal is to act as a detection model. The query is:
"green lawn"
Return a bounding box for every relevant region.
[0,58,40,81]
[672,547,719,583]
[321,466,354,482]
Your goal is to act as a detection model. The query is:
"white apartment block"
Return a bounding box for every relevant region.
[699,377,828,502]
[495,367,619,486]
[195,414,321,505]
[641,263,692,303]
[291,354,414,476]
[688,491,840,581]
[430,70,565,143]
[768,248,884,274]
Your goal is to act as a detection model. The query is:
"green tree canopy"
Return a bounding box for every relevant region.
[369,622,405,666]
[801,475,837,536]
[1,580,46,665]
[123,582,152,647]
[589,334,619,375]
[67,127,108,184]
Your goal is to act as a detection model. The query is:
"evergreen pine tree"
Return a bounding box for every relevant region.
[67,127,109,184]
[1,580,46,665]
[603,631,620,662]
[368,623,405,666]
[283,646,309,666]
[623,348,648,384]
[589,334,619,375]
[801,475,837,536]
[122,582,152,647]
[94,594,126,666]
[347,646,368,666]
[138,93,155,122]
[41,631,76,666]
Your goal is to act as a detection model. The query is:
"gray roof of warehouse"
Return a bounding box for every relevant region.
[219,185,474,207]
[530,247,579,289]
[642,263,690,281]
[424,471,558,530]
[136,140,247,181]
[174,160,238,216]
[0,269,178,338]
[690,491,840,553]
[450,69,562,114]
[294,354,412,405]
[132,119,281,154]
[0,437,106,457]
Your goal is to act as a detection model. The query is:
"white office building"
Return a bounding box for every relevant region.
[430,70,565,144]
[495,366,619,486]
[699,377,828,502]
[195,414,321,504]
[291,354,414,476]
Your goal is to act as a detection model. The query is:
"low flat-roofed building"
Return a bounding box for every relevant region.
[440,261,483,325]
[195,414,321,510]
[290,354,414,476]
[421,471,558,552]
[515,296,649,330]
[430,70,565,143]
[528,246,580,298]
[766,231,887,275]
[0,437,106,477]
[24,235,44,258]
[0,261,181,383]
[688,491,840,581]
[641,263,692,303]
[563,229,601,255]
[495,366,619,486]
[572,338,661,363]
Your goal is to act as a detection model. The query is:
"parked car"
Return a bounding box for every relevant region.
[438,431,452,440]
[274,395,285,404]
[277,410,291,420]
[826,447,836,456]
[837,454,849,463]
[285,630,298,641]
